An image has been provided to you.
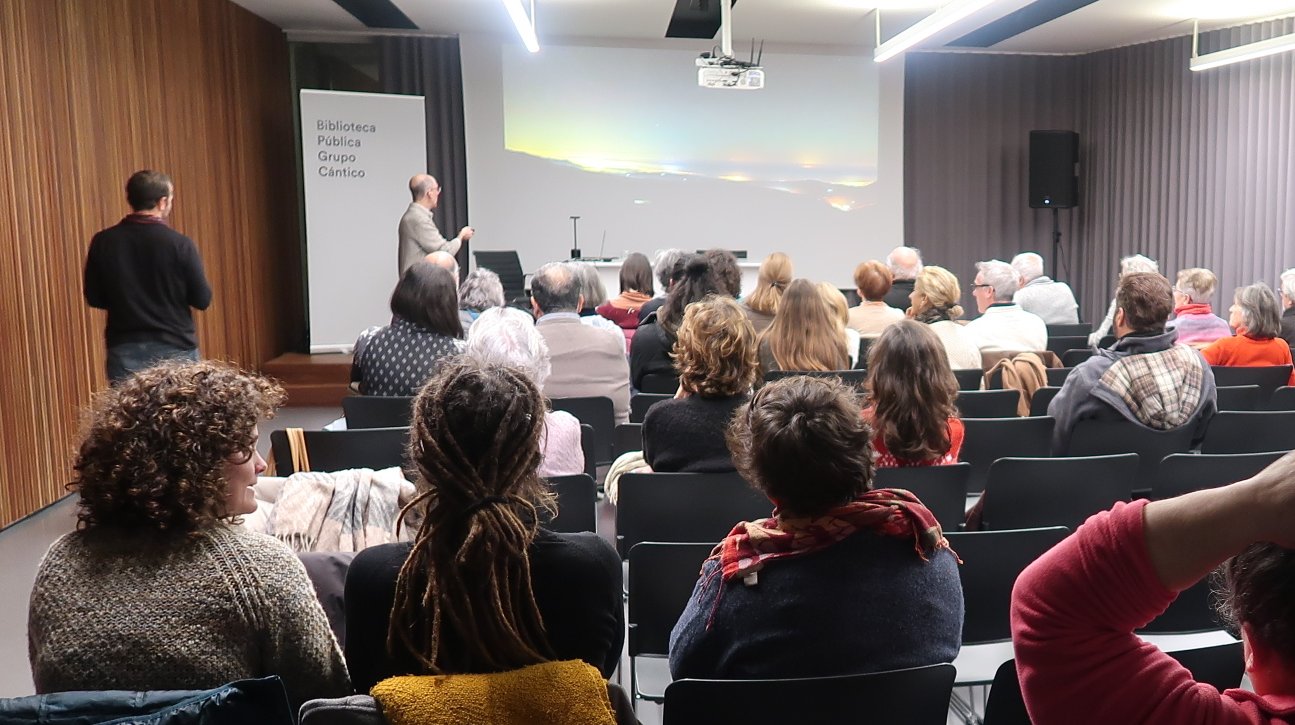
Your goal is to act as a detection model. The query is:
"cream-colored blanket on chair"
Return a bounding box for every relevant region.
[262,467,416,552]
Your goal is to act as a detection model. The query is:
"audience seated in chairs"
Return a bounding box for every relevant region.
[1166,267,1231,347]
[27,361,350,711]
[572,263,622,337]
[1012,450,1295,723]
[846,260,905,337]
[352,261,465,396]
[817,281,862,369]
[883,245,923,310]
[1202,282,1295,386]
[457,267,505,332]
[643,296,757,474]
[1089,253,1159,346]
[668,375,962,679]
[757,278,850,375]
[631,254,723,391]
[1048,272,1216,454]
[863,320,964,468]
[344,359,623,694]
[595,251,654,351]
[531,262,631,424]
[1011,251,1080,325]
[908,264,982,372]
[465,306,584,478]
[965,258,1048,354]
[741,252,792,335]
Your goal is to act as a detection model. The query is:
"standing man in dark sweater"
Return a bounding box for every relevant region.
[84,171,212,383]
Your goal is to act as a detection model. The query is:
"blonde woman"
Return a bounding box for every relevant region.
[758,279,850,374]
[908,265,982,371]
[742,252,792,335]
[817,281,863,368]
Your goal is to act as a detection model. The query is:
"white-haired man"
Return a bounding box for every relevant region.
[1279,268,1295,347]
[965,259,1047,353]
[883,246,923,310]
[1011,252,1079,325]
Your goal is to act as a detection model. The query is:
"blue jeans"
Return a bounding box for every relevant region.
[106,341,199,384]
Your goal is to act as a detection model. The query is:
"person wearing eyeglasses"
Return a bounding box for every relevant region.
[398,174,474,274]
[963,259,1048,354]
[1165,268,1231,348]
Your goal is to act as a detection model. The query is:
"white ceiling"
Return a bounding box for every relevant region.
[231,0,1295,55]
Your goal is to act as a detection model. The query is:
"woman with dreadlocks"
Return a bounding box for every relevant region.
[343,358,624,694]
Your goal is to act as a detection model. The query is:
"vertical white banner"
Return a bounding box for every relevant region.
[300,90,426,353]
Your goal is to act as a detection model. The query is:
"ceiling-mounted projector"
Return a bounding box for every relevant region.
[697,56,764,89]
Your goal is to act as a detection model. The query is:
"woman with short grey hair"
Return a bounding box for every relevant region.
[1202,283,1295,385]
[457,268,505,331]
[465,306,584,477]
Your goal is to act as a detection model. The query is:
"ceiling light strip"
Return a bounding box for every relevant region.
[502,0,539,53]
[874,0,1001,63]
[1190,29,1295,71]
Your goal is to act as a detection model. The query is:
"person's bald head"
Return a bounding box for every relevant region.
[424,250,459,279]
[409,174,441,208]
[886,246,923,281]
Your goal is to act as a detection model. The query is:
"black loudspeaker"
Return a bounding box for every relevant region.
[1029,130,1079,209]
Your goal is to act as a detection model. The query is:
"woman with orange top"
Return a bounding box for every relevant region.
[863,320,964,468]
[1201,282,1295,386]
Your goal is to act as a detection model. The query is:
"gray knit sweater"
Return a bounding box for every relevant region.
[28,525,351,708]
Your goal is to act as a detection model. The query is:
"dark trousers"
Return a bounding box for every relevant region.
[106,341,199,384]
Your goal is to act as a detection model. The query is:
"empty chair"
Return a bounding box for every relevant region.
[977,454,1136,531]
[543,474,597,534]
[630,393,671,424]
[613,422,642,457]
[764,369,868,389]
[953,368,984,391]
[472,250,526,304]
[1061,349,1095,366]
[627,542,717,703]
[662,664,957,725]
[873,463,970,530]
[1210,365,1292,399]
[1200,410,1295,454]
[615,471,770,557]
[1268,385,1295,410]
[579,424,596,479]
[1029,386,1061,417]
[1046,336,1090,358]
[1153,451,1284,501]
[1047,323,1092,337]
[1068,418,1196,482]
[269,427,408,475]
[639,372,680,394]
[944,527,1070,646]
[1216,385,1261,411]
[959,417,1055,494]
[551,396,615,464]
[341,396,414,429]
[956,389,1020,418]
[1045,367,1073,387]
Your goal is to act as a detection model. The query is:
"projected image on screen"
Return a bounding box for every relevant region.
[502,45,879,213]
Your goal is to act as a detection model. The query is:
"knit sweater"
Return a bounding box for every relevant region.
[1012,276,1079,325]
[1201,332,1295,385]
[28,526,350,709]
[642,394,748,473]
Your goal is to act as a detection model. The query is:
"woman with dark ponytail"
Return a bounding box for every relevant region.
[343,358,623,692]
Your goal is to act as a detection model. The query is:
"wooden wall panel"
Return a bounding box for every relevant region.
[0,0,299,527]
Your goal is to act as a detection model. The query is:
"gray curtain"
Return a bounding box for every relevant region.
[380,36,470,274]
[905,17,1295,324]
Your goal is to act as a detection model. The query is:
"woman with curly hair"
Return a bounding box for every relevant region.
[863,320,963,468]
[642,296,758,473]
[343,358,623,693]
[27,360,350,709]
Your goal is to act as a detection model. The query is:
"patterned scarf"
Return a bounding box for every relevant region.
[913,305,955,325]
[708,488,950,583]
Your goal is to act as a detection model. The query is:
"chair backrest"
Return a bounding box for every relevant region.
[1061,349,1095,366]
[1029,386,1061,417]
[1216,385,1261,411]
[1046,323,1091,337]
[613,423,642,457]
[616,472,770,557]
[956,389,1020,418]
[473,250,526,301]
[1045,367,1073,387]
[1046,335,1089,358]
[953,368,984,391]
[979,454,1136,531]
[1153,451,1284,501]
[1137,578,1223,634]
[579,424,596,479]
[627,542,717,657]
[982,659,1030,725]
[630,393,671,424]
[959,417,1056,494]
[299,695,386,725]
[1068,419,1196,481]
[1210,365,1292,398]
[854,337,874,370]
[764,369,868,389]
[944,527,1070,644]
[1200,410,1295,454]
[269,427,409,475]
[640,372,680,394]
[544,474,597,534]
[1268,385,1295,410]
[341,396,415,430]
[873,463,970,530]
[551,396,615,464]
[662,664,957,725]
